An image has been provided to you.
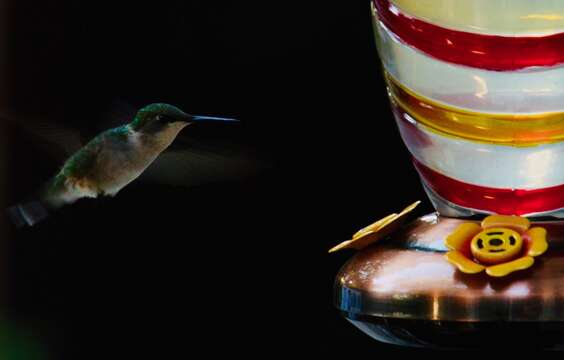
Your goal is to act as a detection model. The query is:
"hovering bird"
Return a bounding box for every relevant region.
[8,103,239,227]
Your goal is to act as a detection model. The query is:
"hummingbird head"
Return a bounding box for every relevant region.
[130,103,192,133]
[130,103,237,134]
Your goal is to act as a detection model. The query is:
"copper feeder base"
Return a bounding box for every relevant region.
[334,213,564,349]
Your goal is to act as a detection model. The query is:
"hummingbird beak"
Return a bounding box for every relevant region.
[187,115,239,123]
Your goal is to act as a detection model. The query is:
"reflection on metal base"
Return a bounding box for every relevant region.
[334,214,564,348]
[345,314,564,349]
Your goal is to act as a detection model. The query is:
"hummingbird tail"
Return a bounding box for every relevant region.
[7,200,50,228]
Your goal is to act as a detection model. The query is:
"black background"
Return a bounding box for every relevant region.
[2,0,435,358]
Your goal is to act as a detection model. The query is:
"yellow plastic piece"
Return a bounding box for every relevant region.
[470,228,523,265]
[445,251,485,274]
[481,215,530,233]
[445,223,481,251]
[353,213,397,239]
[443,215,548,277]
[527,227,549,257]
[328,201,420,253]
[485,256,535,277]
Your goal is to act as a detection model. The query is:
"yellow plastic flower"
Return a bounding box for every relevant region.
[444,215,548,277]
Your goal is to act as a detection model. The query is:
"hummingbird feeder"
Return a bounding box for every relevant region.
[331,0,564,349]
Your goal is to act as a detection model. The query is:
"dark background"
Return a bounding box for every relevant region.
[1,0,432,358]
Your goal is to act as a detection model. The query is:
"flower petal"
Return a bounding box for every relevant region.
[526,227,548,257]
[329,201,420,253]
[353,214,398,239]
[445,251,485,274]
[445,223,481,251]
[482,215,530,232]
[485,256,534,277]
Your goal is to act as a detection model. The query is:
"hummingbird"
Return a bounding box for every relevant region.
[8,103,238,227]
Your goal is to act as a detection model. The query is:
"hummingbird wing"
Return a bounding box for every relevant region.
[1,111,85,162]
[25,118,84,155]
[140,136,264,188]
[1,98,136,163]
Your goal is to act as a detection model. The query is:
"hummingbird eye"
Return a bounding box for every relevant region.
[156,114,174,123]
